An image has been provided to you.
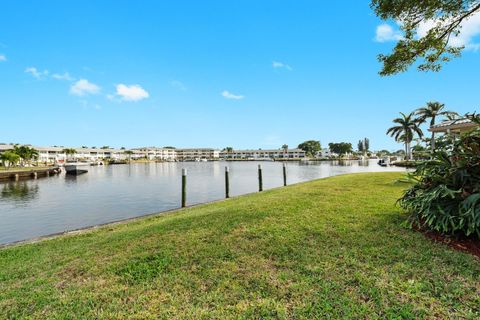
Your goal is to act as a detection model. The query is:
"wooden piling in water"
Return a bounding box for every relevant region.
[181,168,187,207]
[225,166,230,198]
[258,164,263,192]
[283,163,287,186]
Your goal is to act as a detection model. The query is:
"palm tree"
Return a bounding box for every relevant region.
[282,144,288,157]
[1,151,20,169]
[25,147,39,166]
[386,112,423,160]
[123,150,134,163]
[12,145,38,166]
[415,102,458,151]
[62,148,77,161]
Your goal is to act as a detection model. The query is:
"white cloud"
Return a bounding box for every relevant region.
[70,79,100,96]
[272,61,292,70]
[115,84,149,101]
[221,90,244,100]
[0,54,6,62]
[52,72,74,81]
[25,67,49,79]
[170,80,187,91]
[374,23,403,42]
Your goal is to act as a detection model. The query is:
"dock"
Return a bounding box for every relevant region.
[0,167,61,181]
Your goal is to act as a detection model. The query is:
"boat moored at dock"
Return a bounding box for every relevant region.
[64,162,90,175]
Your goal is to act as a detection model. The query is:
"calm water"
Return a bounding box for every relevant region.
[0,160,406,245]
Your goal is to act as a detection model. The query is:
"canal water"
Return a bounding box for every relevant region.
[0,160,406,245]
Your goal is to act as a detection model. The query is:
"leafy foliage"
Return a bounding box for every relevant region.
[0,151,20,168]
[386,112,423,159]
[415,101,458,151]
[371,0,480,75]
[328,142,353,155]
[358,138,370,153]
[62,148,77,155]
[298,140,321,156]
[12,145,39,166]
[399,124,480,237]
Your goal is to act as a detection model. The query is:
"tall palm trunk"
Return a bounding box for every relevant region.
[430,116,436,152]
[431,132,435,152]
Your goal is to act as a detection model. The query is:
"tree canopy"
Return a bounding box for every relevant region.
[329,142,353,155]
[13,145,38,166]
[371,0,480,75]
[298,140,321,156]
[414,101,458,151]
[0,151,20,168]
[357,138,370,153]
[386,112,423,159]
[62,148,77,155]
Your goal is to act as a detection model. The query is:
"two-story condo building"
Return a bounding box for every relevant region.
[131,147,177,161]
[220,148,306,160]
[175,148,220,161]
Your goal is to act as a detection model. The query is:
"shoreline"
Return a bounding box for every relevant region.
[0,171,379,249]
[2,172,478,319]
[0,166,61,181]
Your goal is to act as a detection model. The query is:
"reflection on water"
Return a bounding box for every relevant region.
[300,160,358,167]
[0,160,406,245]
[332,160,353,166]
[1,182,39,202]
[358,160,370,167]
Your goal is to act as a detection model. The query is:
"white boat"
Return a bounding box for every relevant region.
[377,157,390,167]
[64,162,90,175]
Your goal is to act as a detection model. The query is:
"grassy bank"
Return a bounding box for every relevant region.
[1,173,479,319]
[393,160,423,168]
[0,166,53,172]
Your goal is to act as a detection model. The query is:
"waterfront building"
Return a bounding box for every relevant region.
[220,148,306,160]
[0,145,128,164]
[316,148,336,158]
[131,147,177,161]
[175,148,220,161]
[429,118,478,135]
[1,144,310,163]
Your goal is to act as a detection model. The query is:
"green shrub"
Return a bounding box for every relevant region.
[399,125,480,238]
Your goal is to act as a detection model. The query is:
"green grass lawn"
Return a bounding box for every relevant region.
[1,172,479,319]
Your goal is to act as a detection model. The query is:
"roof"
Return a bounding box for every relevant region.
[221,148,305,153]
[0,144,127,153]
[176,148,220,152]
[429,118,478,133]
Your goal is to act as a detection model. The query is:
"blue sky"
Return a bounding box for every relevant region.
[0,1,479,151]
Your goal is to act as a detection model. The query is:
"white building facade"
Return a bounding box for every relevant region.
[220,148,306,160]
[1,144,312,163]
[131,148,177,161]
[175,148,220,161]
